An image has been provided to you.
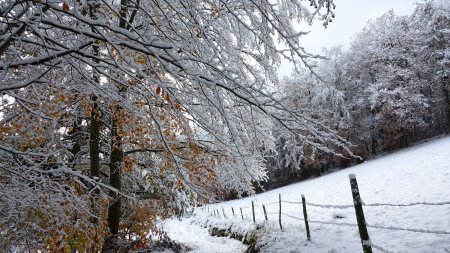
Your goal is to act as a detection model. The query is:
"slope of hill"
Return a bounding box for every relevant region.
[163,136,450,252]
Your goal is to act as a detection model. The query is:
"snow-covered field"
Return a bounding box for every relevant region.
[163,136,450,253]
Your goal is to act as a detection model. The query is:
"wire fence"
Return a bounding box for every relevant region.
[270,209,450,235]
[203,174,450,253]
[303,200,450,208]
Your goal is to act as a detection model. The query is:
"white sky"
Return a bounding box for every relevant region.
[277,0,419,78]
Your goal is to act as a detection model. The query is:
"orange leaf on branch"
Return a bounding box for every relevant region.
[124,157,133,172]
[62,2,69,12]
[174,103,182,110]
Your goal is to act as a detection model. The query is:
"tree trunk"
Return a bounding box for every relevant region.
[103,108,124,253]
[88,3,102,245]
[443,80,450,134]
[104,2,128,251]
[370,110,378,156]
[108,117,123,235]
[87,2,103,249]
[103,119,123,253]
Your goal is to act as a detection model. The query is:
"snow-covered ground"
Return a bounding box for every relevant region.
[162,217,248,253]
[163,136,450,252]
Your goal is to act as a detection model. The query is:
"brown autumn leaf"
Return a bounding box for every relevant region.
[156,87,161,95]
[124,158,133,172]
[63,2,69,12]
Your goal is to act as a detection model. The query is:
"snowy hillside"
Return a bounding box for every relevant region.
[163,136,450,253]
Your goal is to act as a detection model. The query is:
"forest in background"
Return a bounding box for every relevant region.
[263,1,449,190]
[0,0,448,252]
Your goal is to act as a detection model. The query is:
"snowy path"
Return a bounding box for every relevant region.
[162,217,247,253]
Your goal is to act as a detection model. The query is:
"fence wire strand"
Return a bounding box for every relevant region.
[262,211,450,235]
[281,200,301,205]
[367,223,450,235]
[248,197,450,210]
[298,200,450,209]
[254,201,278,207]
[305,202,354,209]
[364,201,450,207]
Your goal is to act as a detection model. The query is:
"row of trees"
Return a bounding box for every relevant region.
[0,0,346,252]
[265,0,450,188]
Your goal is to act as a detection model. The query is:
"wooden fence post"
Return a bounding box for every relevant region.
[263,205,268,221]
[252,201,256,223]
[222,206,226,218]
[231,207,235,216]
[301,194,311,240]
[349,174,373,253]
[279,194,283,230]
[240,207,244,220]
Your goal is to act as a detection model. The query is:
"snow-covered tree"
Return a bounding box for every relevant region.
[1,0,348,251]
[266,48,350,185]
[340,10,434,153]
[266,2,450,187]
[408,0,450,134]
